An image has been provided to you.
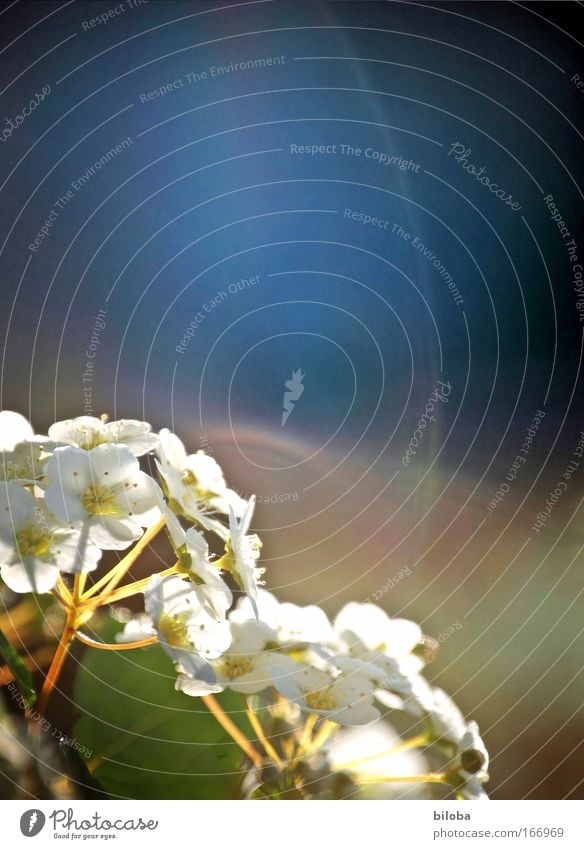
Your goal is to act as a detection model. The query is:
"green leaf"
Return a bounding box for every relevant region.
[73,624,254,799]
[0,629,36,708]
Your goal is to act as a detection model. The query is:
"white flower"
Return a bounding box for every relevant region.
[231,589,335,646]
[0,411,34,450]
[458,720,489,778]
[160,499,232,619]
[0,482,101,593]
[424,686,468,745]
[144,574,231,682]
[0,411,53,483]
[155,429,245,537]
[335,601,423,658]
[0,440,51,484]
[334,602,424,679]
[375,671,436,716]
[217,497,264,617]
[403,686,489,795]
[44,444,161,550]
[274,664,380,726]
[49,416,159,456]
[177,618,295,698]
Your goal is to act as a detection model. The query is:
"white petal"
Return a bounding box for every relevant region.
[187,610,232,659]
[335,602,391,649]
[427,687,468,743]
[169,646,220,681]
[145,575,205,623]
[228,652,296,694]
[183,451,227,494]
[87,516,141,550]
[48,417,105,450]
[105,420,159,456]
[115,616,156,643]
[46,445,92,489]
[55,530,102,574]
[0,482,34,532]
[175,671,225,697]
[238,495,256,537]
[0,441,47,483]
[190,564,232,620]
[144,574,166,624]
[159,499,186,549]
[275,665,331,705]
[0,412,34,451]
[228,619,271,654]
[45,447,92,524]
[230,589,280,627]
[1,559,59,594]
[114,472,162,520]
[157,429,187,470]
[329,701,381,727]
[87,443,138,486]
[384,619,423,657]
[278,602,335,645]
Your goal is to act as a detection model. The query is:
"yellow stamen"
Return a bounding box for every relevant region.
[81,484,118,516]
[16,526,52,558]
[158,612,190,648]
[305,688,336,712]
[220,656,253,680]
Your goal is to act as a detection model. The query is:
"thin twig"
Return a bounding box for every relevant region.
[34,609,76,717]
[245,700,282,767]
[201,694,264,769]
[81,516,165,601]
[75,632,158,651]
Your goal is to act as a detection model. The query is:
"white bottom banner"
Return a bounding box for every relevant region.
[1,800,582,848]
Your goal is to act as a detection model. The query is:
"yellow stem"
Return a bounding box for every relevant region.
[34,607,76,718]
[86,565,179,609]
[354,772,446,785]
[281,735,296,763]
[309,718,337,753]
[81,517,165,601]
[75,632,159,651]
[334,733,429,773]
[57,576,74,607]
[201,694,264,769]
[51,588,73,610]
[299,713,318,751]
[245,700,282,767]
[73,573,87,605]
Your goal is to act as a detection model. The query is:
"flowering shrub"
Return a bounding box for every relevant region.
[0,411,489,800]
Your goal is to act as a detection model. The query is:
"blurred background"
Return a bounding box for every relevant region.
[0,0,582,799]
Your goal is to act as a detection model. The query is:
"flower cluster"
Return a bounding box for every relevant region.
[126,589,488,799]
[0,411,489,800]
